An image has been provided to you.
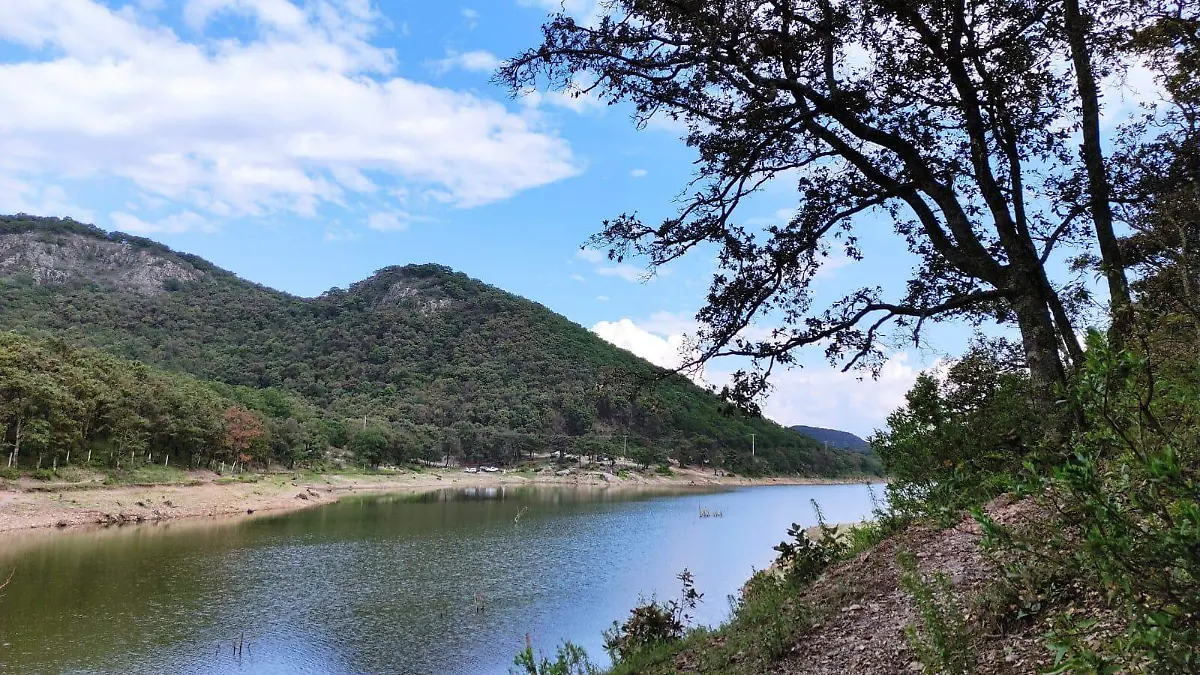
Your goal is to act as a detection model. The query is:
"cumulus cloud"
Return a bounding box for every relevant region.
[575,249,661,283]
[576,248,605,263]
[0,178,95,223]
[592,318,704,383]
[0,0,579,226]
[517,0,603,25]
[718,354,924,438]
[594,311,922,435]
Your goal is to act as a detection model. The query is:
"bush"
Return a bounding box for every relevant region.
[603,569,702,662]
[32,468,55,481]
[510,636,597,675]
[772,501,847,587]
[1015,332,1198,673]
[872,344,1038,524]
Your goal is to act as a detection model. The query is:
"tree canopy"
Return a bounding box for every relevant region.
[498,0,1165,425]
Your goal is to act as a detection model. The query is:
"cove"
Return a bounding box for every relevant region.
[0,483,884,674]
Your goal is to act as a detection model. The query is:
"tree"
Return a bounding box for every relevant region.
[350,428,390,468]
[500,0,1145,425]
[222,406,265,465]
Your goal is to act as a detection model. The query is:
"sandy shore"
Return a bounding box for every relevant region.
[0,467,871,536]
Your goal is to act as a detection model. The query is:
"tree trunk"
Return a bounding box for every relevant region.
[12,415,22,468]
[1063,0,1132,346]
[1009,283,1072,444]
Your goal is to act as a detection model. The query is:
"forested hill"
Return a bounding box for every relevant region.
[789,426,871,453]
[0,215,880,476]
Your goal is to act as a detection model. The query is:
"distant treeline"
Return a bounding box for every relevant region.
[0,332,881,476]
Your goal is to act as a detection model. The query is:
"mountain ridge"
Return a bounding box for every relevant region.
[0,214,883,476]
[789,425,871,453]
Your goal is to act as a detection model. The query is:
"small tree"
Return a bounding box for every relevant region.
[222,406,265,465]
[350,428,390,468]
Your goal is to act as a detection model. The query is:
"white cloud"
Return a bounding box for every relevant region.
[323,226,360,242]
[461,8,479,29]
[576,247,605,263]
[629,168,647,178]
[595,263,646,283]
[0,178,95,223]
[596,295,609,301]
[0,0,579,223]
[519,74,604,114]
[592,317,704,383]
[715,353,924,438]
[110,210,215,234]
[637,310,699,337]
[575,248,661,283]
[430,49,501,75]
[366,211,410,232]
[570,273,586,283]
[593,310,921,435]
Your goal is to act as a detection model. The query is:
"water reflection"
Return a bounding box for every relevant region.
[0,483,884,674]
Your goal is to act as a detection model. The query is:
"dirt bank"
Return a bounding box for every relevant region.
[0,467,874,536]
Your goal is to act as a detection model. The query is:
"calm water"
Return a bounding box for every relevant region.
[0,483,883,674]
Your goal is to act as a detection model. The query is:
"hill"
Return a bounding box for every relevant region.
[0,215,881,476]
[789,425,871,453]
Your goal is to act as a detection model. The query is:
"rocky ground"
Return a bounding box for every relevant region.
[772,496,1060,674]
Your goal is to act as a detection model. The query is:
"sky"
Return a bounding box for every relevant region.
[0,0,1110,437]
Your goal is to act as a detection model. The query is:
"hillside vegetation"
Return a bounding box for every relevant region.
[0,215,878,476]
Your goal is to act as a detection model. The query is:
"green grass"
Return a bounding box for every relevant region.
[101,464,196,486]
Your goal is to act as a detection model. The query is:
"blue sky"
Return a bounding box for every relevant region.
[0,0,1035,436]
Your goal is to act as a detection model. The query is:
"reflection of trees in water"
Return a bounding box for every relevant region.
[405,485,729,505]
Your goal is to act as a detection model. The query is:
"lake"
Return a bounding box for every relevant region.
[0,483,884,674]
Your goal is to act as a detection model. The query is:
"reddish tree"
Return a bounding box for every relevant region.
[222,406,264,463]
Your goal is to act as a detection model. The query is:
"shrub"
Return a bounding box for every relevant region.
[510,636,597,675]
[1021,331,1198,673]
[603,569,702,662]
[872,343,1038,524]
[772,501,847,587]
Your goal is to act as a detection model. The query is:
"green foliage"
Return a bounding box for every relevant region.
[772,501,847,587]
[897,551,976,675]
[350,428,390,467]
[1011,331,1200,673]
[510,638,598,675]
[0,215,871,477]
[603,569,702,663]
[0,331,329,471]
[872,344,1038,524]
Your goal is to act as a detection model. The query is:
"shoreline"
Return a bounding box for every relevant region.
[0,467,880,537]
